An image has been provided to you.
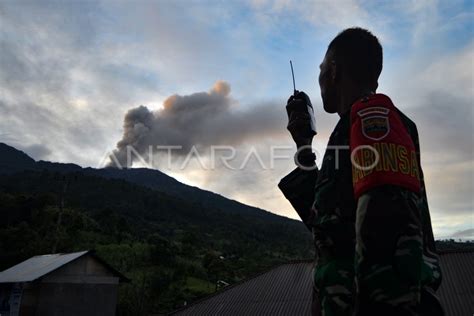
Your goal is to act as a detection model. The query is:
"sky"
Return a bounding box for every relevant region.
[0,0,473,239]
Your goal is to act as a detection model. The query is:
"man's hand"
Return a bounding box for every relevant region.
[286,90,316,149]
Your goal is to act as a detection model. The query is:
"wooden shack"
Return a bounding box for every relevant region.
[0,250,128,316]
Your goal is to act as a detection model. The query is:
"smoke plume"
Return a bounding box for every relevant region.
[108,81,284,167]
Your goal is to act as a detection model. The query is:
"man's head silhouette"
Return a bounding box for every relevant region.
[319,27,383,114]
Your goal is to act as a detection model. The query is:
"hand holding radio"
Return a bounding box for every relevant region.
[286,91,316,148]
[286,61,317,149]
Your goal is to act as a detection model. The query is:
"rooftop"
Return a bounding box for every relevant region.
[0,250,128,283]
[171,250,474,316]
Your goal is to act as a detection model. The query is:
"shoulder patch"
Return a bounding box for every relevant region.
[358,106,390,140]
[350,94,421,198]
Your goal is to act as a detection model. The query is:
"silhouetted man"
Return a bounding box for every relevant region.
[279,28,442,316]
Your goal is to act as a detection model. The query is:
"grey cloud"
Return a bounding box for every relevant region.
[1,0,471,238]
[19,144,52,161]
[426,164,473,217]
[384,44,474,233]
[0,30,71,102]
[0,1,160,166]
[0,98,108,166]
[108,81,287,167]
[451,228,474,238]
[392,44,474,166]
[100,1,232,88]
[406,91,473,164]
[0,1,99,94]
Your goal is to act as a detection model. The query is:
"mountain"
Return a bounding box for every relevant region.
[0,143,286,220]
[0,143,36,172]
[87,167,277,219]
[0,143,312,314]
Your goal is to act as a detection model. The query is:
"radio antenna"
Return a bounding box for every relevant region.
[290,60,296,94]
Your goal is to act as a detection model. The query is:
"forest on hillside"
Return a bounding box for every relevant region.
[0,170,313,314]
[1,151,471,314]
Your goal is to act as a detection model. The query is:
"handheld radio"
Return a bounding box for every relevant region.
[290,60,317,136]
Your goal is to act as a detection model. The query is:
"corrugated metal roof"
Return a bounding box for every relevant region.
[0,251,89,283]
[171,260,314,316]
[171,251,474,316]
[437,250,474,316]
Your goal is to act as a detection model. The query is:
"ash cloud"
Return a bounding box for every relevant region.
[108,81,285,167]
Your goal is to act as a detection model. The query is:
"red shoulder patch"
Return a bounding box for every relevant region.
[350,94,421,199]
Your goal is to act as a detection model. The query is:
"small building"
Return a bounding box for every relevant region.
[170,250,474,316]
[0,250,129,316]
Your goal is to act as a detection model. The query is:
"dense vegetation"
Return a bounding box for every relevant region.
[0,168,313,314]
[435,239,474,251]
[1,143,471,314]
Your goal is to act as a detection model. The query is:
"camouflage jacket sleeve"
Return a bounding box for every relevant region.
[397,110,442,291]
[355,186,424,312]
[278,167,318,231]
[350,94,441,313]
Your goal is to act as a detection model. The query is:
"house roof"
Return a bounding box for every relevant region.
[170,250,474,316]
[436,250,474,316]
[0,250,129,283]
[170,260,314,315]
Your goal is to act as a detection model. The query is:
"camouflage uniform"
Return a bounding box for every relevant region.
[279,94,442,316]
[311,109,355,316]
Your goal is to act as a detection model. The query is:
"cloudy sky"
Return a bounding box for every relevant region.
[1,0,472,239]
